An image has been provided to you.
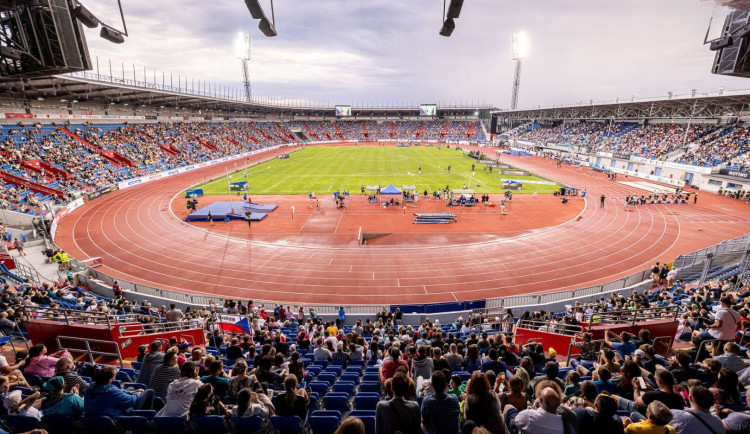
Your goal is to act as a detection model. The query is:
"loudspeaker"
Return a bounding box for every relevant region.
[439,18,455,37]
[447,0,464,19]
[712,10,750,77]
[259,18,277,37]
[100,26,125,44]
[72,3,99,28]
[245,0,266,19]
[710,35,733,51]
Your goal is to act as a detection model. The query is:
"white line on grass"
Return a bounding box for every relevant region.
[263,176,289,193]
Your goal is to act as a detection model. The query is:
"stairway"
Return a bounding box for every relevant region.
[302,122,319,140]
[20,159,72,181]
[332,122,345,140]
[60,128,134,167]
[415,123,425,138]
[0,171,63,197]
[466,122,476,139]
[440,122,449,138]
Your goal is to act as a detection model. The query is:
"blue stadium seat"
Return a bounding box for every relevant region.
[3,415,42,433]
[359,381,380,394]
[153,416,187,432]
[270,415,304,433]
[317,372,337,386]
[332,381,356,396]
[349,410,376,434]
[309,381,330,397]
[41,415,77,434]
[115,415,151,433]
[323,394,350,412]
[193,415,228,433]
[309,415,341,434]
[80,415,119,433]
[355,394,380,410]
[340,372,360,384]
[231,415,264,433]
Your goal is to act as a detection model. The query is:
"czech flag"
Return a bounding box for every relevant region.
[216,315,252,334]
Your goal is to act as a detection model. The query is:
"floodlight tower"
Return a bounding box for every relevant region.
[511,32,528,110]
[239,33,252,102]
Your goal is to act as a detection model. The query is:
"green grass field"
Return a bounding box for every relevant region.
[191,146,561,195]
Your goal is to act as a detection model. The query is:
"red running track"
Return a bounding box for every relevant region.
[55,146,750,305]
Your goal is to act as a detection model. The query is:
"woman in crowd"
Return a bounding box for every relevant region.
[24,344,71,378]
[273,375,309,419]
[710,368,741,406]
[464,345,481,373]
[232,388,270,419]
[228,360,253,404]
[189,383,230,419]
[463,372,506,433]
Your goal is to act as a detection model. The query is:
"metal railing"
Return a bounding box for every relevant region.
[588,305,680,326]
[565,339,605,365]
[515,319,583,336]
[674,234,750,277]
[55,335,124,367]
[117,320,198,338]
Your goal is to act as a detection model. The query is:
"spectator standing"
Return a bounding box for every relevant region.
[381,348,409,383]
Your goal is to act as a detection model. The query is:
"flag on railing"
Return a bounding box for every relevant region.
[214,314,251,334]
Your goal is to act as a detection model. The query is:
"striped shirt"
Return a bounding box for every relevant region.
[148,365,180,399]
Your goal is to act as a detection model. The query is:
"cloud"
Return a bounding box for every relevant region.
[81,0,750,109]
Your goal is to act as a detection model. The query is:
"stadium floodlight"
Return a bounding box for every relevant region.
[71,2,99,28]
[439,18,455,37]
[510,32,528,110]
[100,26,125,44]
[447,0,464,19]
[512,32,529,60]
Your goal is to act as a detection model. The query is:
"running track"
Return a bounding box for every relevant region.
[55,146,750,305]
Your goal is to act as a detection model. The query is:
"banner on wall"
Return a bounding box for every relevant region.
[718,169,749,180]
[4,113,33,119]
[50,197,85,239]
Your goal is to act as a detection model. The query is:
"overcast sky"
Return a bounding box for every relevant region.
[81,0,750,110]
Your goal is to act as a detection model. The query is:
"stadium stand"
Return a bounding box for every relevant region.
[511,121,750,167]
[0,255,746,433]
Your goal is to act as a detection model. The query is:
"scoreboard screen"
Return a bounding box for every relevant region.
[420,104,437,116]
[335,105,352,117]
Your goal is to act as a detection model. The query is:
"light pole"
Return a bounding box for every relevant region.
[511,32,528,110]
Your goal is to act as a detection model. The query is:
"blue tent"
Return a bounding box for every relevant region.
[380,184,402,195]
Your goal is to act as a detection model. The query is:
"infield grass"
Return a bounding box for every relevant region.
[191,146,561,195]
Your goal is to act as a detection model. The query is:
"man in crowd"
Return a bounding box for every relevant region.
[421,371,460,434]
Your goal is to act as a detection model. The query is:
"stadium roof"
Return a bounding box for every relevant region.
[493,89,750,122]
[0,71,495,118]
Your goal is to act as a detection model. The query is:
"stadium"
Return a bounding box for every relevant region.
[0,1,748,433]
